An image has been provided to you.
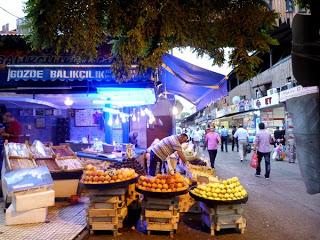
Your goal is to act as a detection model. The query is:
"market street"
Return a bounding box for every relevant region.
[87,150,320,240]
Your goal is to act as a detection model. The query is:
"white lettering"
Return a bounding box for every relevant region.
[79,71,86,78]
[10,70,44,79]
[50,70,57,78]
[56,70,63,78]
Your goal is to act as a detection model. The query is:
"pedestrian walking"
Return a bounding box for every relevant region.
[232,126,239,152]
[204,127,221,168]
[192,127,203,152]
[234,125,249,162]
[253,122,273,179]
[220,125,229,152]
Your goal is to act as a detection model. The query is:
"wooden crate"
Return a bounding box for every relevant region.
[142,197,179,210]
[200,202,244,215]
[200,202,246,236]
[87,187,128,236]
[141,197,180,238]
[179,193,197,213]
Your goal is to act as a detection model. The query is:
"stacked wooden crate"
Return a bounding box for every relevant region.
[178,193,197,213]
[141,197,180,238]
[200,202,246,236]
[127,184,140,206]
[87,188,128,236]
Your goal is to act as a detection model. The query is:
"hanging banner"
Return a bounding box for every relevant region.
[279,85,319,102]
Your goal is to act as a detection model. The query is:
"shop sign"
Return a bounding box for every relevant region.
[7,65,140,81]
[253,93,279,109]
[237,99,253,112]
[279,85,319,102]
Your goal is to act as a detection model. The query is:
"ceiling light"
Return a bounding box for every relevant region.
[108,117,113,126]
[172,106,178,115]
[64,97,74,106]
[115,115,120,125]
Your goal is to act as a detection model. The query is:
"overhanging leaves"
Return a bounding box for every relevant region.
[24,0,278,81]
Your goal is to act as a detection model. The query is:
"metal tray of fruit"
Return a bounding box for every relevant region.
[80,175,139,189]
[136,186,189,198]
[189,187,248,206]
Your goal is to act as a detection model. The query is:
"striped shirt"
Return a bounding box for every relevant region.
[150,135,182,161]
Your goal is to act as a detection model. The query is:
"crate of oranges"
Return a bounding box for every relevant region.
[136,173,189,198]
[80,164,139,189]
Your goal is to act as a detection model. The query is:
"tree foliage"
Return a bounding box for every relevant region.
[24,0,278,81]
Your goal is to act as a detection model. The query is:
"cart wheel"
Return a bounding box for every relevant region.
[241,228,245,234]
[113,230,118,236]
[170,231,174,238]
[210,229,215,236]
[89,230,94,235]
[147,230,151,235]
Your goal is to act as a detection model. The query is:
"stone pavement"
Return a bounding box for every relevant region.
[88,149,320,240]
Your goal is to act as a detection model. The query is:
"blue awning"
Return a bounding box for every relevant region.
[161,54,227,110]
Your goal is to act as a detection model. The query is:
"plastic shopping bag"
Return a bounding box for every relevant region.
[250,153,258,169]
[272,148,278,160]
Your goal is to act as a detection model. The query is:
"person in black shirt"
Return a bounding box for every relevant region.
[232,126,239,152]
[274,127,285,146]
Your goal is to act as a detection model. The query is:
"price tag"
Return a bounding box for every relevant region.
[197,175,209,184]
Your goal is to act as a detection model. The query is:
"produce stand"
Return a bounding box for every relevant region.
[1,141,84,200]
[189,189,248,236]
[136,174,189,238]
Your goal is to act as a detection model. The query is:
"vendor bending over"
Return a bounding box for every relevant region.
[149,133,189,176]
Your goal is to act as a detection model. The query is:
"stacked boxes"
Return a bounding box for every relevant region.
[87,188,128,236]
[141,197,180,238]
[200,202,246,236]
[6,188,55,225]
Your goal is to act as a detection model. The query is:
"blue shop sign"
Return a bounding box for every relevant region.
[7,65,141,82]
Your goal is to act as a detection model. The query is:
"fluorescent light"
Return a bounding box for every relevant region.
[103,107,120,114]
[96,87,156,106]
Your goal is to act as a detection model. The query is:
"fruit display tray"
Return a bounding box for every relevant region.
[136,187,189,198]
[80,175,139,189]
[189,188,248,206]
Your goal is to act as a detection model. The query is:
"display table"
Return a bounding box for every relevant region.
[77,147,146,162]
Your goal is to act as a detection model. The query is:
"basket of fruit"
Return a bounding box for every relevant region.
[135,174,189,198]
[189,177,248,206]
[189,159,207,166]
[80,165,139,189]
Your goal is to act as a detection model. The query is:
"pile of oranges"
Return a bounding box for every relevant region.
[136,173,188,192]
[82,164,137,184]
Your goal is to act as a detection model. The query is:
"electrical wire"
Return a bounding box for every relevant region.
[0,6,22,19]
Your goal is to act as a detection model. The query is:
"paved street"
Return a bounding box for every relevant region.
[88,149,320,240]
